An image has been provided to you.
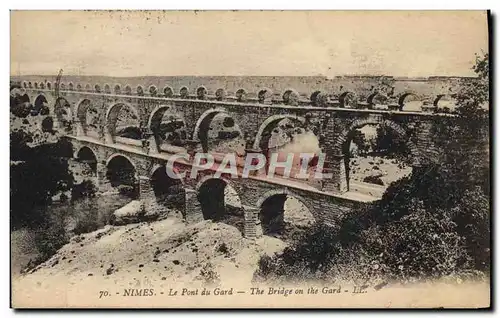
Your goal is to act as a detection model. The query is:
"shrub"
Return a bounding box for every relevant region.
[71,180,97,200]
[27,216,69,270]
[196,262,221,286]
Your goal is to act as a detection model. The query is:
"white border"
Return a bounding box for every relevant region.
[3,1,499,316]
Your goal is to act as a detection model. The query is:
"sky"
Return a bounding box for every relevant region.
[10,10,489,77]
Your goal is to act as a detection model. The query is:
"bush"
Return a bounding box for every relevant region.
[71,180,97,200]
[27,216,69,270]
[196,262,221,286]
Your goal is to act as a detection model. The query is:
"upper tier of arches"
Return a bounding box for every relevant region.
[16,79,467,111]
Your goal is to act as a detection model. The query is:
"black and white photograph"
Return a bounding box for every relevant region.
[9,10,491,308]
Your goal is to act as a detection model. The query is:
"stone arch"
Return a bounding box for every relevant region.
[192,108,227,141]
[94,84,101,93]
[215,88,225,101]
[60,83,66,90]
[196,86,207,100]
[257,188,315,235]
[258,88,273,104]
[123,85,131,95]
[33,94,52,115]
[68,82,74,91]
[136,85,145,96]
[105,153,139,198]
[114,84,121,94]
[194,108,244,154]
[104,84,111,94]
[76,83,82,91]
[179,86,189,99]
[235,88,247,102]
[196,176,244,232]
[334,118,415,155]
[310,90,330,107]
[150,164,186,212]
[334,118,418,191]
[149,85,158,96]
[163,86,174,98]
[398,92,422,111]
[84,83,91,92]
[28,81,33,88]
[34,82,39,89]
[252,114,306,150]
[147,105,186,149]
[339,91,357,108]
[434,94,456,112]
[74,99,95,135]
[105,102,141,143]
[282,88,300,106]
[74,145,99,175]
[105,153,138,172]
[74,145,99,162]
[39,82,45,90]
[367,92,389,108]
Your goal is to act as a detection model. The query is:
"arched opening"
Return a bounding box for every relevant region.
[179,86,189,99]
[39,82,45,89]
[215,88,225,101]
[258,88,272,104]
[195,110,245,155]
[47,82,52,90]
[434,94,456,113]
[104,84,111,94]
[259,193,315,238]
[149,85,157,96]
[254,116,319,178]
[196,86,207,100]
[75,99,99,137]
[235,88,246,102]
[398,93,423,111]
[68,82,74,91]
[150,165,186,213]
[343,121,413,197]
[149,106,187,150]
[84,84,91,91]
[163,86,174,98]
[339,91,357,108]
[114,84,121,95]
[60,83,66,90]
[94,84,101,93]
[106,155,139,198]
[136,85,144,96]
[197,178,243,233]
[75,146,98,178]
[33,95,50,116]
[310,90,329,107]
[106,103,141,144]
[282,89,299,106]
[34,82,39,89]
[28,82,33,88]
[124,85,132,95]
